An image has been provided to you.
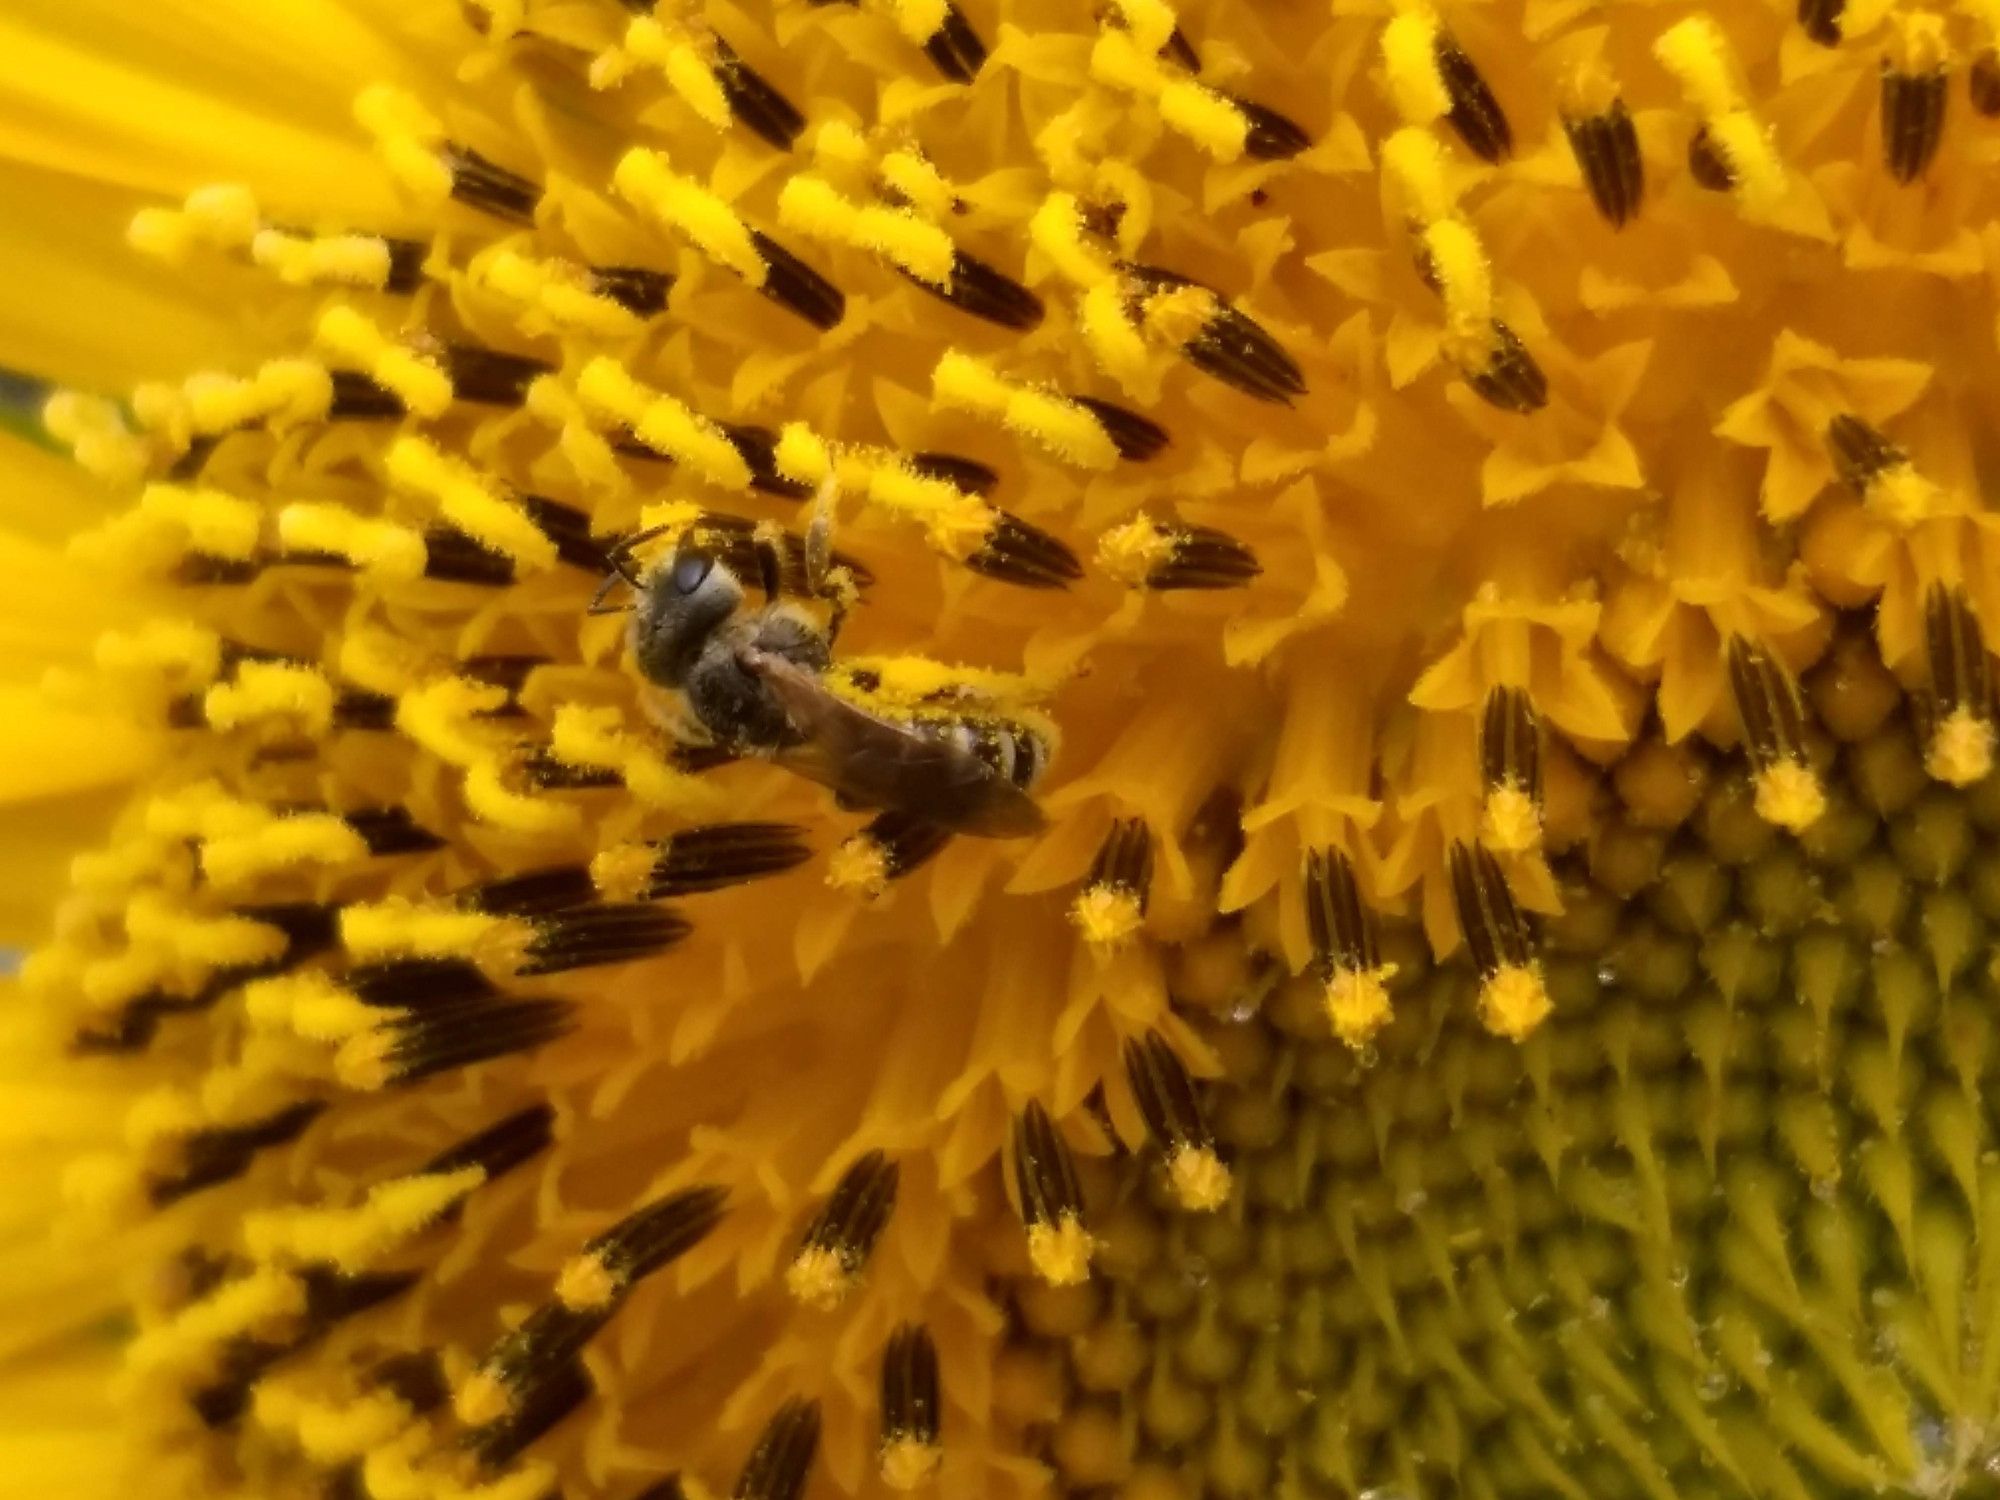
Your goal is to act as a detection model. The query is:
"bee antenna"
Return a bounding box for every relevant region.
[587,569,634,616]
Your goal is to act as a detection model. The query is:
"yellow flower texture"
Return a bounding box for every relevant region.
[15,0,2000,1494]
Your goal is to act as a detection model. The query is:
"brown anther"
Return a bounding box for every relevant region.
[1085,818,1154,912]
[1562,98,1644,227]
[1478,685,1543,850]
[788,1151,898,1308]
[1012,1100,1092,1284]
[1882,65,1948,184]
[1972,50,2000,116]
[1798,0,1843,46]
[878,1325,943,1489]
[735,1399,823,1500]
[1823,412,1903,492]
[1120,263,1306,403]
[1687,126,1736,191]
[1434,31,1512,162]
[1463,321,1548,414]
[966,510,1083,588]
[442,143,544,223]
[1122,1031,1229,1210]
[709,34,806,151]
[1446,840,1535,982]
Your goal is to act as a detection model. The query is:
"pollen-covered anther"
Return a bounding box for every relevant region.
[1304,847,1397,1049]
[1446,841,1551,1041]
[1382,10,1511,161]
[1562,98,1644,227]
[1120,264,1306,403]
[1923,585,1996,786]
[787,1150,898,1309]
[1122,1031,1230,1211]
[355,84,542,222]
[1096,516,1258,590]
[828,812,952,898]
[340,895,687,978]
[1654,17,1789,212]
[556,1184,729,1312]
[1725,636,1827,832]
[612,147,844,328]
[575,823,811,905]
[1012,1100,1093,1284]
[241,1104,555,1273]
[1088,23,1307,162]
[777,173,1041,330]
[1070,818,1152,949]
[1478,685,1543,852]
[334,998,573,1091]
[930,351,1168,469]
[457,1185,726,1426]
[878,1325,942,1490]
[1823,413,1943,527]
[592,20,804,152]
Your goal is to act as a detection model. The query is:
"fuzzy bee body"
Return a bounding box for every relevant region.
[619,538,1047,837]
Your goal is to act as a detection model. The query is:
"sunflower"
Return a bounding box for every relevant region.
[6,0,2000,1494]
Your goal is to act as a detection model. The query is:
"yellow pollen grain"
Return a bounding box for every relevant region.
[786,1245,859,1309]
[475,249,641,340]
[340,899,523,970]
[95,618,222,687]
[315,306,453,418]
[1381,9,1450,124]
[1422,218,1493,346]
[886,0,951,45]
[242,972,382,1042]
[578,357,754,491]
[1070,885,1145,949]
[1480,783,1543,853]
[778,175,957,288]
[1138,284,1214,348]
[1928,707,1995,787]
[251,229,395,289]
[1095,516,1176,586]
[1027,1215,1096,1286]
[453,1369,515,1429]
[334,1029,398,1092]
[1864,463,1944,529]
[556,1252,621,1311]
[879,149,956,221]
[464,757,584,835]
[827,836,892,898]
[880,1436,943,1491]
[243,1167,486,1273]
[200,814,370,890]
[1324,965,1396,1048]
[1166,1145,1232,1212]
[387,436,560,573]
[396,676,511,767]
[591,842,660,902]
[126,1267,307,1382]
[1477,963,1553,1041]
[612,147,766,287]
[256,1385,416,1466]
[931,352,1120,470]
[1753,760,1827,832]
[354,84,453,203]
[1078,280,1153,388]
[278,502,429,582]
[138,482,261,560]
[204,661,337,736]
[1028,194,1115,289]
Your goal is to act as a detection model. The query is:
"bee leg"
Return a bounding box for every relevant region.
[805,477,854,646]
[750,520,786,602]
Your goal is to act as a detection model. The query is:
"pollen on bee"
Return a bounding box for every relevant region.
[787,1150,899,1309]
[1726,636,1826,832]
[1446,841,1551,1040]
[1304,847,1398,1049]
[1012,1101,1094,1284]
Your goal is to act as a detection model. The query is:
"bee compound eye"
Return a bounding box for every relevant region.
[671,549,715,595]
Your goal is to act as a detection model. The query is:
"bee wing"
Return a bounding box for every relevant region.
[746,651,1046,838]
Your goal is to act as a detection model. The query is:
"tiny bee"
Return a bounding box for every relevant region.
[592,488,1049,838]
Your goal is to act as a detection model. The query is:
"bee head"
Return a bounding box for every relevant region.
[629,544,744,688]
